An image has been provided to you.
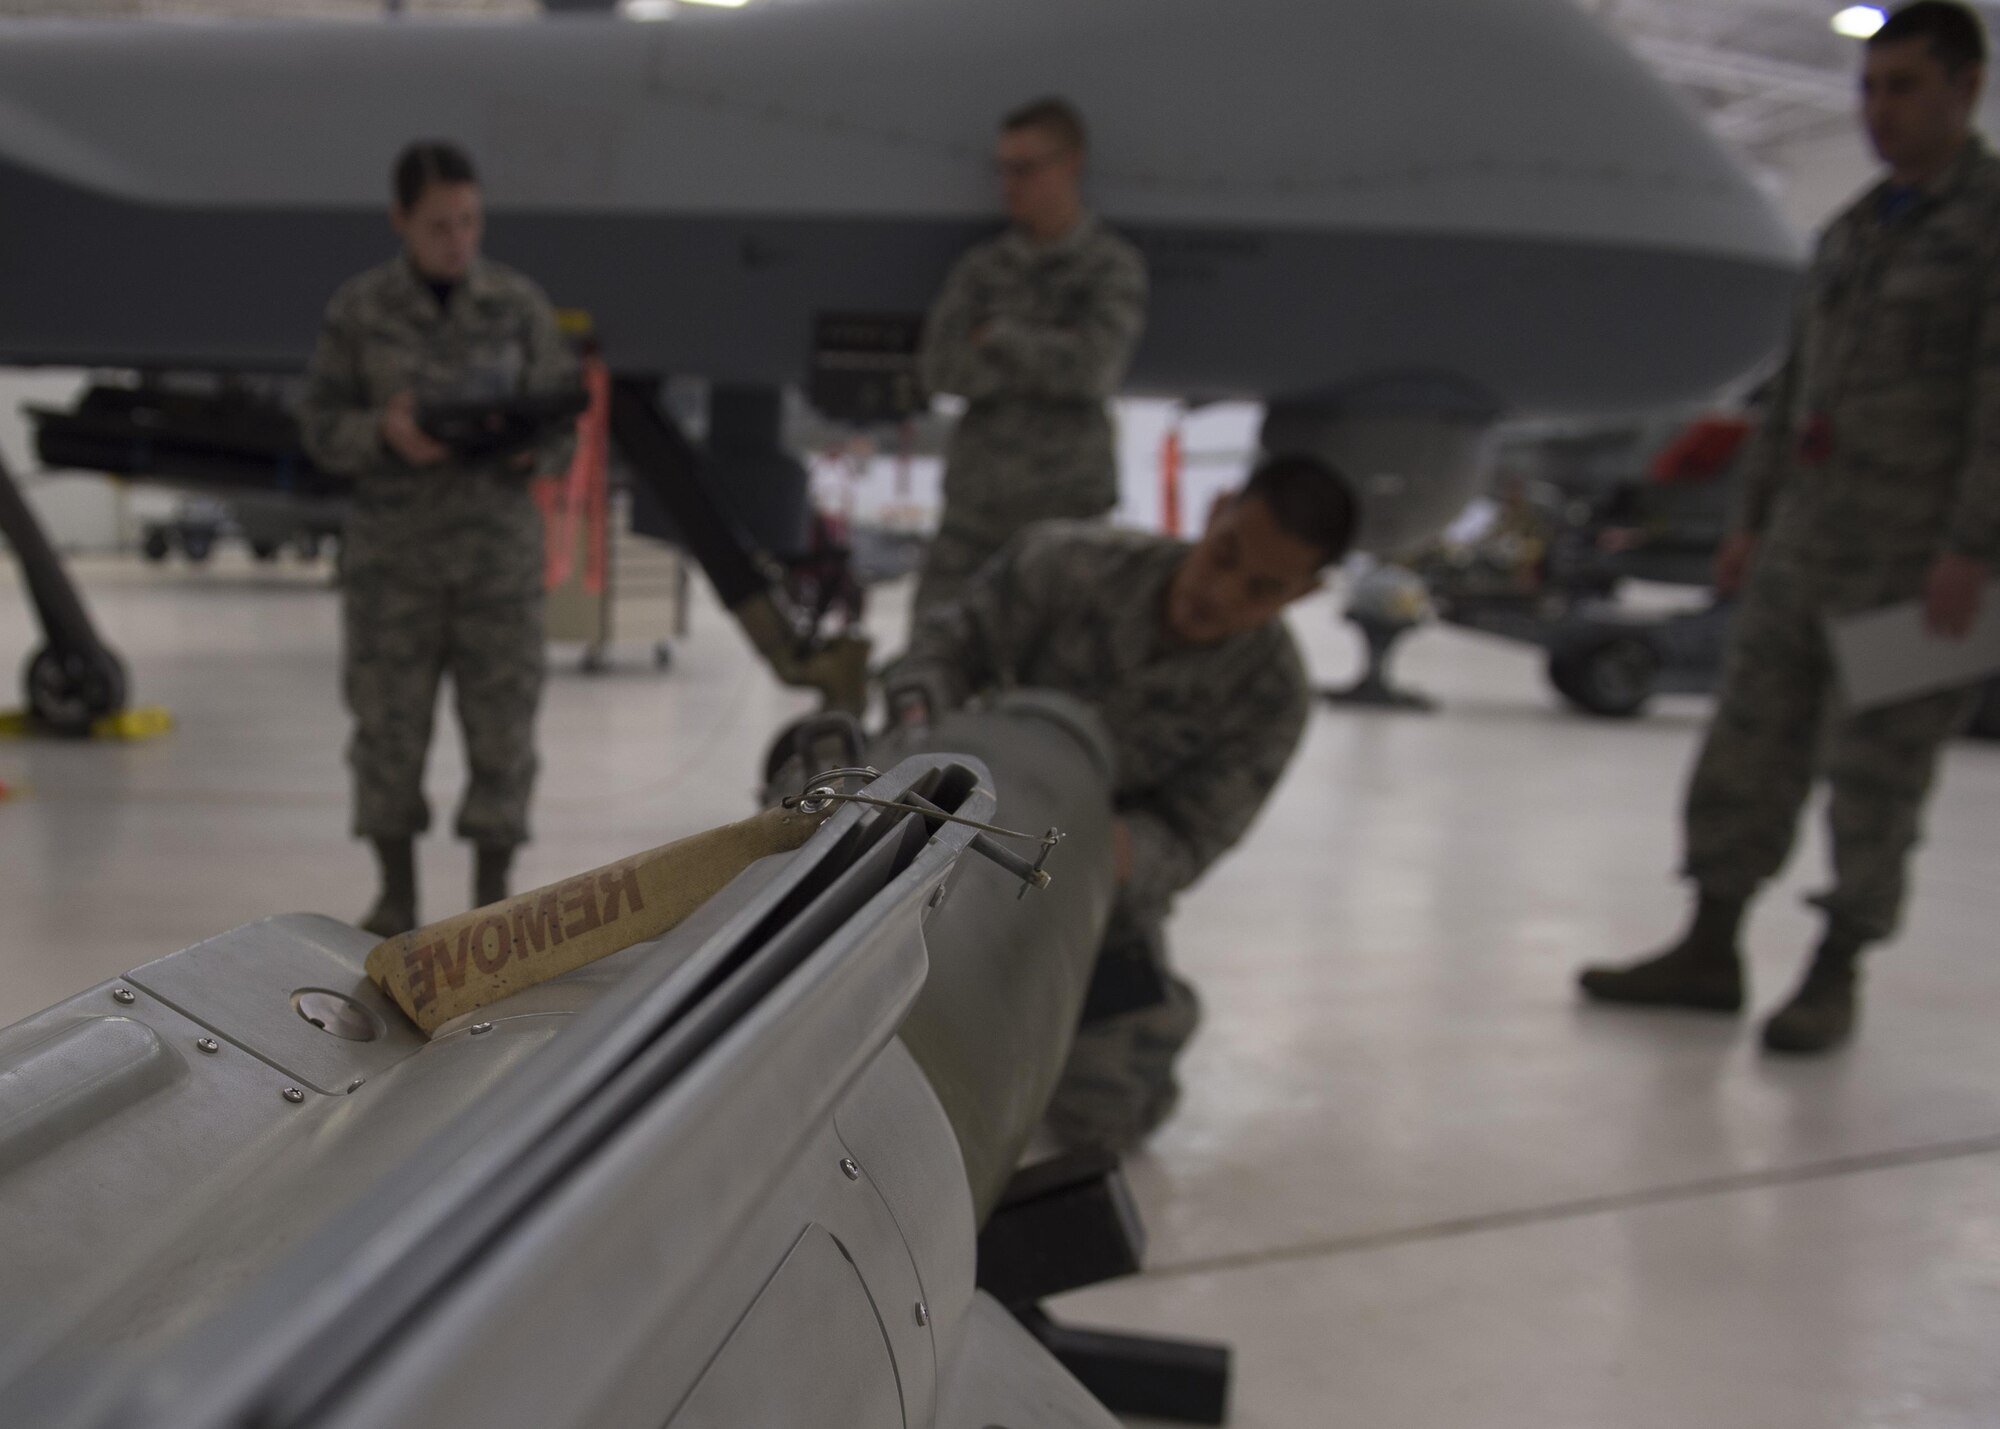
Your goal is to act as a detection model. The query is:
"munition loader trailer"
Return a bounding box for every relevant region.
[0,697,1128,1429]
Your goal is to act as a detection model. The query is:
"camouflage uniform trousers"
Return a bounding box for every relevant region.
[1683,557,1975,942]
[343,563,546,850]
[1044,912,1202,1153]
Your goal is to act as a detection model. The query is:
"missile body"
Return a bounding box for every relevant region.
[0,701,1119,1428]
[873,693,1117,1220]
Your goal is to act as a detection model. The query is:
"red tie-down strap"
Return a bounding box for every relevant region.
[535,356,612,596]
[1647,415,1750,485]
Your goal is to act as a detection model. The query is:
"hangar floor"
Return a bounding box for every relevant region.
[3,551,1998,1429]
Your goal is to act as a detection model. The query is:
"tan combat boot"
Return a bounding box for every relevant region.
[1578,894,1747,1013]
[360,836,417,939]
[1762,924,1867,1055]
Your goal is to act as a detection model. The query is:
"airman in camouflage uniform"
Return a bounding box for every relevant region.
[887,455,1356,1149]
[1581,5,2000,1055]
[301,252,576,931]
[914,99,1148,617]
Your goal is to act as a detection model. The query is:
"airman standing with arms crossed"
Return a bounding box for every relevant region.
[914,98,1149,617]
[1580,2,2000,1054]
[301,141,578,937]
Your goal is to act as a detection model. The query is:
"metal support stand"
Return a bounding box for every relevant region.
[607,377,871,711]
[0,450,128,734]
[1015,1307,1233,1426]
[980,1149,1233,1425]
[1320,611,1434,712]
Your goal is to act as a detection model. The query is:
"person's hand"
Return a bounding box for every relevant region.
[1112,818,1134,886]
[1924,551,1991,639]
[381,392,450,468]
[1714,531,1759,598]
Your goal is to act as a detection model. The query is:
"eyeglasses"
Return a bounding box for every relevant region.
[994,149,1073,180]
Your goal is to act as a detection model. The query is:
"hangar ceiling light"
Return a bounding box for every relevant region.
[1570,0,1915,160]
[1831,5,1886,38]
[620,0,750,18]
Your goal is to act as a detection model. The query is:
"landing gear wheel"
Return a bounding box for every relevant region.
[653,641,674,671]
[25,644,128,737]
[250,538,281,562]
[1550,634,1659,718]
[141,527,171,563]
[180,528,215,564]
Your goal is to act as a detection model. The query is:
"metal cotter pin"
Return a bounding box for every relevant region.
[785,769,1062,893]
[791,767,882,815]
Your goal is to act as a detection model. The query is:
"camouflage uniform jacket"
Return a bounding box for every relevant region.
[1735,136,2000,611]
[920,215,1147,521]
[885,522,1309,922]
[300,256,578,597]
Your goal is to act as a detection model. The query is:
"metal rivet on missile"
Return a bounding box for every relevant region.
[913,1302,930,1328]
[195,1037,220,1055]
[111,987,136,1005]
[283,1087,306,1104]
[470,1022,494,1036]
[839,1158,861,1181]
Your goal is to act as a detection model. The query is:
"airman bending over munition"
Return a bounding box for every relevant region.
[886,454,1358,1151]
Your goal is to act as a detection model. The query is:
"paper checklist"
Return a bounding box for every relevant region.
[1827,584,2000,711]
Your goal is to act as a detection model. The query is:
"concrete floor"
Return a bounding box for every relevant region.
[4,550,1999,1428]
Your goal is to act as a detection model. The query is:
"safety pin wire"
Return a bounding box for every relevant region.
[784,770,1064,892]
[786,788,1056,850]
